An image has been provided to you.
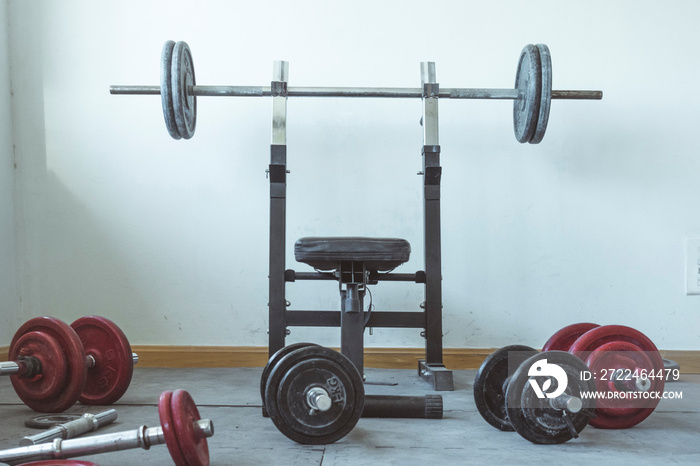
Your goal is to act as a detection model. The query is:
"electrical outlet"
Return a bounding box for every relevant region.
[686,237,700,295]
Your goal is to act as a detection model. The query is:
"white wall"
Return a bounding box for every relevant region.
[0,0,20,345]
[7,0,700,350]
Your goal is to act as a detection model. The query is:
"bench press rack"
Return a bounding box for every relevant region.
[110,41,602,393]
[266,61,454,391]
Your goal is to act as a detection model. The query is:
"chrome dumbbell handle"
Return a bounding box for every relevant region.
[85,352,139,369]
[20,409,118,446]
[549,393,583,413]
[0,419,213,465]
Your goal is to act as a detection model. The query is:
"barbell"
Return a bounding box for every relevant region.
[110,41,602,142]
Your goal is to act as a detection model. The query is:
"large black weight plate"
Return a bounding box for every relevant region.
[513,44,542,143]
[473,345,538,431]
[160,40,181,140]
[506,351,596,444]
[529,44,551,144]
[260,342,320,406]
[171,41,197,139]
[265,346,364,445]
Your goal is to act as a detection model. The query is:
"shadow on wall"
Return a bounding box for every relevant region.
[28,166,270,347]
[25,169,164,343]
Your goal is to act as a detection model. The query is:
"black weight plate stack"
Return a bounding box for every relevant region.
[160,40,181,140]
[513,44,542,143]
[506,351,596,444]
[260,342,320,406]
[473,345,538,431]
[171,41,197,139]
[264,346,364,445]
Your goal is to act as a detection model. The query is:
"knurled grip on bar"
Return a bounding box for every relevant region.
[20,409,118,446]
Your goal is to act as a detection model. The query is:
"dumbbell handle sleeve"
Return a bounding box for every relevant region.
[86,352,139,368]
[20,409,118,446]
[0,419,213,465]
[0,361,21,375]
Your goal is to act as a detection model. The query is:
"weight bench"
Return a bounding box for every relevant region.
[293,237,411,376]
[267,61,454,391]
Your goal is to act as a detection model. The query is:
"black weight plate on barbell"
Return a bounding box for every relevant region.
[160,40,181,140]
[171,41,197,140]
[265,346,364,445]
[513,44,542,143]
[260,342,320,406]
[506,351,596,444]
[529,44,551,144]
[25,413,82,429]
[473,345,538,431]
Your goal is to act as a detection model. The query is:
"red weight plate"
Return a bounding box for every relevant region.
[17,461,100,465]
[542,322,600,351]
[10,331,68,401]
[9,317,87,413]
[569,325,665,429]
[584,341,660,429]
[171,389,210,466]
[159,390,188,466]
[71,316,134,405]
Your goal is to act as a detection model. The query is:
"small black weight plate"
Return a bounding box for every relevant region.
[473,345,538,431]
[506,351,596,444]
[260,342,320,406]
[171,41,197,139]
[529,44,551,144]
[265,346,364,445]
[160,40,181,140]
[25,413,82,429]
[513,44,542,143]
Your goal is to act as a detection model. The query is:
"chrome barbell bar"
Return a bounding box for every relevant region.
[110,84,602,100]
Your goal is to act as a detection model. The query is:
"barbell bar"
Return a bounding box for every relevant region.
[110,84,601,100]
[110,41,602,142]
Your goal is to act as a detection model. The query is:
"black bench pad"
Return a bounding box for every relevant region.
[294,237,411,271]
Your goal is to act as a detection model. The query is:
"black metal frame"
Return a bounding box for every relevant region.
[267,62,454,391]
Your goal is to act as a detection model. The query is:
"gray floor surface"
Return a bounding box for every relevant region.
[0,367,698,465]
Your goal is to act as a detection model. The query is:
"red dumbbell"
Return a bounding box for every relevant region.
[2,316,136,412]
[544,323,665,429]
[1,390,213,466]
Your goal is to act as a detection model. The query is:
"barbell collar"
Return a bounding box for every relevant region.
[1,357,42,378]
[110,84,602,100]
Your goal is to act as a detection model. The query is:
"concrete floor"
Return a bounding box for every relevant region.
[0,367,699,465]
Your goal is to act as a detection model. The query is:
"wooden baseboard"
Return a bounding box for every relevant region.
[2,345,698,372]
